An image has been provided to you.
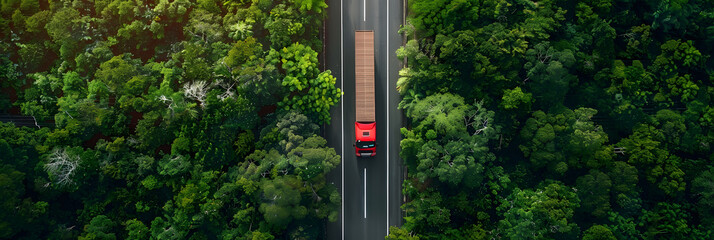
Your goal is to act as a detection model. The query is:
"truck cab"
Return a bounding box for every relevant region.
[355,122,376,157]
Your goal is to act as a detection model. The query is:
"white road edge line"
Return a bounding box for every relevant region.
[364,168,367,219]
[340,0,344,237]
[386,0,390,235]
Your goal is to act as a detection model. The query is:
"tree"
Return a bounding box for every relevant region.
[408,0,490,37]
[526,58,576,111]
[17,42,52,73]
[184,9,224,45]
[415,139,483,186]
[79,215,117,240]
[288,136,340,181]
[224,37,262,69]
[653,109,687,149]
[290,0,327,14]
[182,81,210,108]
[606,60,655,110]
[649,40,703,106]
[45,8,83,62]
[149,216,186,239]
[93,54,140,98]
[45,8,81,42]
[617,125,686,196]
[74,41,115,76]
[279,70,340,124]
[44,147,80,188]
[619,24,652,59]
[247,231,275,240]
[576,170,612,218]
[405,94,497,188]
[401,190,451,233]
[62,71,86,98]
[399,128,425,172]
[19,0,38,14]
[608,161,638,196]
[286,136,341,222]
[590,19,616,68]
[519,110,565,174]
[607,212,642,239]
[272,111,319,153]
[158,154,191,177]
[271,44,341,124]
[520,108,611,177]
[234,131,255,159]
[441,224,488,239]
[24,10,51,34]
[497,182,581,239]
[0,56,22,94]
[259,175,305,228]
[639,202,692,239]
[566,108,613,169]
[264,4,304,49]
[217,37,281,108]
[395,39,461,97]
[582,225,616,240]
[386,226,420,240]
[0,162,48,239]
[173,42,213,83]
[651,0,696,35]
[407,93,470,136]
[693,167,714,230]
[124,219,149,240]
[20,72,61,121]
[500,87,533,111]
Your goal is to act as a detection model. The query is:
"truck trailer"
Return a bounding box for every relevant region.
[354,30,376,157]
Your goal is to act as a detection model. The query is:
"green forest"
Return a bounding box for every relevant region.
[388,0,714,239]
[0,0,342,239]
[3,0,714,239]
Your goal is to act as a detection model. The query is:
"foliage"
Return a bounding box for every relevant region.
[693,167,714,230]
[79,215,116,240]
[497,182,581,239]
[43,147,81,188]
[386,226,420,240]
[617,125,686,196]
[582,225,616,240]
[519,108,611,177]
[395,0,714,238]
[272,43,341,124]
[576,170,612,219]
[0,0,340,238]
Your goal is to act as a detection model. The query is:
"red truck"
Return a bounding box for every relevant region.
[354,30,376,157]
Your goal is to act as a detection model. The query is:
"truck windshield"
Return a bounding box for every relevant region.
[356,141,375,149]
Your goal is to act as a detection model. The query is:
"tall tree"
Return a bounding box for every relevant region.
[270,43,341,124]
[576,170,612,218]
[497,182,581,239]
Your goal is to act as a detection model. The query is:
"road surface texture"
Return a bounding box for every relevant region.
[324,0,404,239]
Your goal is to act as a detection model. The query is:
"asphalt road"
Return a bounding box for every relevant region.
[324,0,404,239]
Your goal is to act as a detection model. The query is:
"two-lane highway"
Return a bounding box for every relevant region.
[324,0,404,239]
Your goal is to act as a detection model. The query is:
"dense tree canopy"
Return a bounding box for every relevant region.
[0,0,339,239]
[391,0,714,239]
